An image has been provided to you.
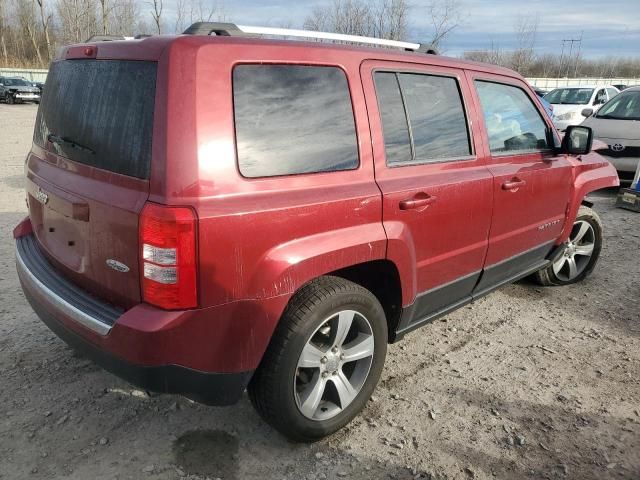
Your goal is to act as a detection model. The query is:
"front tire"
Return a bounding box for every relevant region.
[534,205,603,286]
[248,276,387,442]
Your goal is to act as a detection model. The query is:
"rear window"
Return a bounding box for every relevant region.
[34,60,156,179]
[233,65,359,178]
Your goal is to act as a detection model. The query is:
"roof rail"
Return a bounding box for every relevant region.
[182,22,437,54]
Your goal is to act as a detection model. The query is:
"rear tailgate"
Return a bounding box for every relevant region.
[27,59,157,308]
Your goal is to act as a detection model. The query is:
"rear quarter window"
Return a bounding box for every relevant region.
[233,65,359,178]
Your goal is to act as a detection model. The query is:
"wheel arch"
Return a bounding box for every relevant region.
[559,160,618,243]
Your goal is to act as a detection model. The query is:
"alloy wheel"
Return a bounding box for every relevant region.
[294,310,375,421]
[552,220,596,281]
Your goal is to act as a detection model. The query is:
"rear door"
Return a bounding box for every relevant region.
[27,59,157,308]
[467,72,573,293]
[361,60,493,331]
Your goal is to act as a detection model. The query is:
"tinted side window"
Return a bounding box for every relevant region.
[375,71,471,166]
[399,74,471,162]
[374,72,412,165]
[233,65,359,178]
[475,81,549,154]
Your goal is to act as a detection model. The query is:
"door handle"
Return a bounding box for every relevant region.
[399,193,437,210]
[502,178,526,190]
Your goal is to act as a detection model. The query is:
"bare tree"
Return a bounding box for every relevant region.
[149,0,162,34]
[33,0,52,61]
[111,0,139,36]
[174,0,186,33]
[57,0,98,44]
[97,0,114,34]
[372,0,408,40]
[511,14,539,75]
[0,0,8,64]
[16,0,43,65]
[303,0,408,41]
[424,0,462,49]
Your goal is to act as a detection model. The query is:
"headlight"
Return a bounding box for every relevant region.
[555,111,576,121]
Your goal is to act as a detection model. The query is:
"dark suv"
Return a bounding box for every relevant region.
[14,23,619,441]
[0,76,41,104]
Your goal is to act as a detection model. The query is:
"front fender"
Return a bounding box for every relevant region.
[246,222,388,300]
[559,153,619,243]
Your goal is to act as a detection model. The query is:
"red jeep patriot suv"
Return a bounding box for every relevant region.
[14,23,619,441]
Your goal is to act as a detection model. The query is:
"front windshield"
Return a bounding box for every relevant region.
[596,91,640,120]
[544,88,594,105]
[4,78,29,86]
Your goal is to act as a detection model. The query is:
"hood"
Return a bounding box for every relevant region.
[582,116,640,142]
[550,104,584,117]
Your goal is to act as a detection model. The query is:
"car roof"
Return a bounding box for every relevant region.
[549,85,606,90]
[59,34,523,80]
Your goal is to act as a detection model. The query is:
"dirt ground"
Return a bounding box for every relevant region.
[0,103,638,480]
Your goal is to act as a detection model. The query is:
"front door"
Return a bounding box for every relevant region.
[467,72,574,293]
[361,60,493,333]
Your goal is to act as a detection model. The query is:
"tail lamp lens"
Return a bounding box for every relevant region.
[139,203,198,309]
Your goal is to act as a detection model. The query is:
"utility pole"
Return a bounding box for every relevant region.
[561,37,582,78]
[573,31,583,78]
[557,40,566,78]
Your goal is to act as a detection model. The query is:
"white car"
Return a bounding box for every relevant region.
[545,85,619,131]
[582,86,640,183]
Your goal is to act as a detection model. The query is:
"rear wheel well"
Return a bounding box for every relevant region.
[329,260,402,342]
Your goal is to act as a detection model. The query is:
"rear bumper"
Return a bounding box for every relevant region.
[23,285,252,405]
[13,224,283,406]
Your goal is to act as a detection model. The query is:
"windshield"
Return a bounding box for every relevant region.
[544,88,594,105]
[596,91,640,120]
[4,78,29,86]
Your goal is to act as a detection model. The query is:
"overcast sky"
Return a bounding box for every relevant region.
[169,0,640,58]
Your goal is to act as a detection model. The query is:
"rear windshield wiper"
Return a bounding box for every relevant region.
[47,133,95,155]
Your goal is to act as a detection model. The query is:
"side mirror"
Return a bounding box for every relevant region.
[563,125,593,156]
[581,108,594,118]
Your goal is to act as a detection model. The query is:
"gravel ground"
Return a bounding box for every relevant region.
[0,103,639,480]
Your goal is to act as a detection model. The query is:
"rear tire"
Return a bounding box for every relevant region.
[534,205,603,286]
[248,276,387,442]
[6,94,14,105]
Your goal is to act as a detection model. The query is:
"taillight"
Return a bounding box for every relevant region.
[139,202,198,310]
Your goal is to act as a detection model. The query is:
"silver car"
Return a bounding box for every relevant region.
[582,86,640,183]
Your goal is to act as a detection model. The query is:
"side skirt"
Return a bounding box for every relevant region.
[393,242,555,342]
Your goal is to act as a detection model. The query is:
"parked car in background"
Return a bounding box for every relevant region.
[0,76,41,104]
[13,23,619,442]
[582,86,640,183]
[612,84,628,91]
[545,85,619,130]
[539,95,554,118]
[531,87,553,117]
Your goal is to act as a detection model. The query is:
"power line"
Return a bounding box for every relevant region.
[559,37,582,77]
